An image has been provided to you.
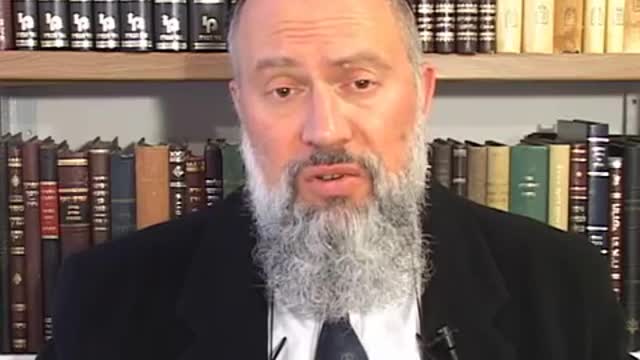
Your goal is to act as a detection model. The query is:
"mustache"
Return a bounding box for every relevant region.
[286,148,379,183]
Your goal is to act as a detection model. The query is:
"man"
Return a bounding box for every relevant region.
[37,0,629,359]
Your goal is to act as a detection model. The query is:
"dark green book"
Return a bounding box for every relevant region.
[509,143,549,224]
[220,140,245,197]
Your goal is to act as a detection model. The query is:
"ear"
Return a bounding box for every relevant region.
[228,79,243,123]
[419,63,437,118]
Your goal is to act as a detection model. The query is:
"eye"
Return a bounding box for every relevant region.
[274,87,293,98]
[353,79,374,90]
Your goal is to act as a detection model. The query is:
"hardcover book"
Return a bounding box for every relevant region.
[13,0,39,49]
[169,142,187,219]
[204,139,223,207]
[509,143,549,223]
[496,0,523,52]
[89,138,115,245]
[135,139,169,229]
[415,0,435,52]
[553,0,583,53]
[0,134,10,352]
[69,0,93,50]
[153,0,188,51]
[94,0,119,50]
[478,0,496,53]
[522,0,554,53]
[119,0,152,51]
[455,0,478,53]
[38,0,69,48]
[434,0,455,53]
[189,0,227,51]
[0,0,14,49]
[110,143,136,240]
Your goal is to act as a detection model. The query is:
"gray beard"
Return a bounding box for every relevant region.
[241,120,431,322]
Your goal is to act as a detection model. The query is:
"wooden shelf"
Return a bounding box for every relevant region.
[1,51,640,83]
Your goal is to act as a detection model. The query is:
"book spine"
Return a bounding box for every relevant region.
[185,155,205,214]
[89,148,111,244]
[39,144,59,343]
[605,0,625,52]
[220,142,245,197]
[153,0,187,51]
[8,142,27,353]
[467,146,487,205]
[435,0,455,53]
[609,156,623,302]
[94,0,120,50]
[57,153,91,259]
[547,144,570,230]
[496,0,523,52]
[0,138,9,353]
[451,142,468,197]
[189,0,227,51]
[135,145,169,229]
[569,143,588,233]
[478,0,496,53]
[432,141,452,188]
[583,0,606,53]
[69,0,93,50]
[455,0,478,53]
[169,145,187,219]
[624,0,640,53]
[509,144,549,223]
[110,151,136,240]
[119,0,152,51]
[486,145,510,211]
[38,0,69,49]
[22,140,42,353]
[204,141,223,207]
[0,0,15,49]
[553,0,583,53]
[522,0,554,53]
[416,0,436,52]
[14,0,39,49]
[623,142,640,351]
[586,125,610,255]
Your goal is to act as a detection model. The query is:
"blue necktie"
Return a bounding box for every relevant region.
[314,317,369,360]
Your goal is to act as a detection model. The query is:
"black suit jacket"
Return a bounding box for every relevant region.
[36,183,630,360]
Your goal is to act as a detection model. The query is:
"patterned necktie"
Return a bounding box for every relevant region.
[314,316,369,360]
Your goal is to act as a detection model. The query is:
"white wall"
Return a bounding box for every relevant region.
[3,80,639,149]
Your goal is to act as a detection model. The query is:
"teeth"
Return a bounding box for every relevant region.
[319,174,343,181]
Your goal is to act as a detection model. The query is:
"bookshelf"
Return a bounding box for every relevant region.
[2,51,640,83]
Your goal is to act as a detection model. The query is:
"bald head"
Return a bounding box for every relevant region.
[226,0,424,79]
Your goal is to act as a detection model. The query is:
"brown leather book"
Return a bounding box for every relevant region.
[8,134,27,353]
[553,0,584,53]
[456,0,479,53]
[466,141,488,205]
[22,136,43,353]
[569,142,588,233]
[204,139,223,207]
[624,0,640,52]
[0,133,11,352]
[169,142,188,219]
[185,152,205,214]
[57,145,91,259]
[0,0,14,49]
[89,138,115,245]
[39,138,62,343]
[135,139,169,230]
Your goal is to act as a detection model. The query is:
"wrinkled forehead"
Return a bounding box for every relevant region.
[231,0,409,78]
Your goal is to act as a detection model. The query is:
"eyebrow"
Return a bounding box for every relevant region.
[252,51,392,74]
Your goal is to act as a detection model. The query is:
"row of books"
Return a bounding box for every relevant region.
[0,134,246,354]
[1,0,639,54]
[429,118,640,350]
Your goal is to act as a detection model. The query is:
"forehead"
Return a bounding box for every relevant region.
[233,0,408,74]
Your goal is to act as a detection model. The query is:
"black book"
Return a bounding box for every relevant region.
[204,139,223,207]
[455,0,478,54]
[13,0,40,49]
[38,0,69,48]
[94,0,120,50]
[110,143,136,241]
[189,0,227,51]
[415,0,435,52]
[557,119,610,256]
[431,138,452,188]
[434,0,455,53]
[119,0,152,51]
[477,0,496,53]
[153,0,187,51]
[68,0,93,50]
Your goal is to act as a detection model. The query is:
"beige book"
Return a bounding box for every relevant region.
[467,143,488,206]
[135,142,170,230]
[606,0,625,52]
[624,0,640,52]
[497,0,524,52]
[523,0,555,52]
[583,0,607,52]
[548,144,570,231]
[486,143,510,211]
[553,0,584,52]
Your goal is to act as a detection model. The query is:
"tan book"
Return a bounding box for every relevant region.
[606,0,625,52]
[547,143,570,231]
[135,140,170,230]
[624,0,640,52]
[486,141,510,211]
[497,0,524,52]
[553,0,584,52]
[523,0,555,52]
[466,141,488,205]
[583,0,606,52]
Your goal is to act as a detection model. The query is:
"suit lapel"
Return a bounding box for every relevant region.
[176,190,268,360]
[421,183,516,360]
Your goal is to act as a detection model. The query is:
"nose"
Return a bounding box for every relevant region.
[301,84,352,148]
